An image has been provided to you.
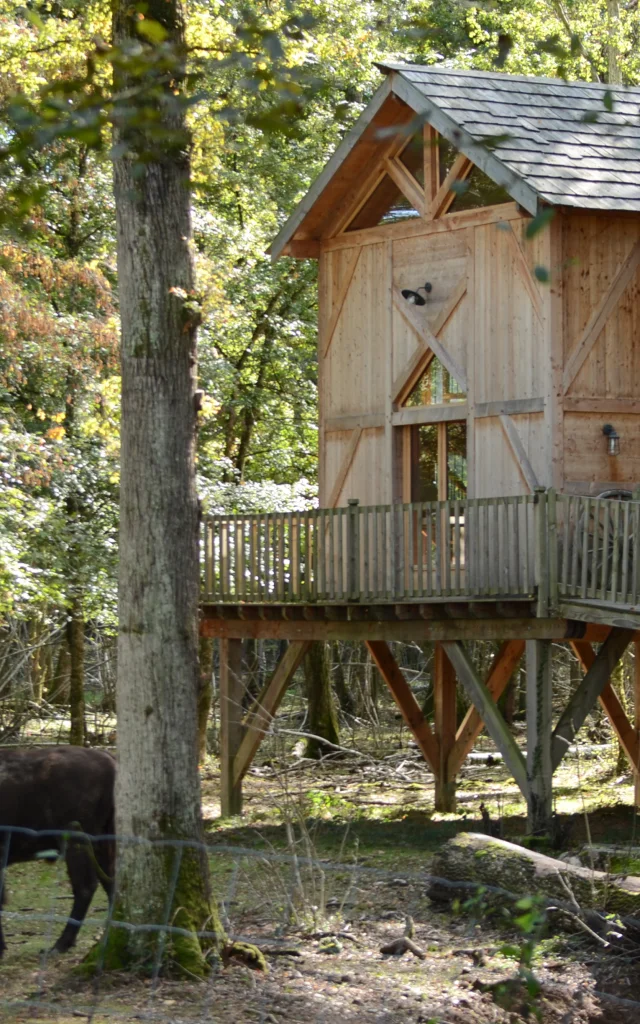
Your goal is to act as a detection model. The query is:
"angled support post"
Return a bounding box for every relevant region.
[220,638,244,818]
[526,640,553,834]
[233,640,311,789]
[434,643,457,812]
[366,640,439,774]
[443,641,528,800]
[571,637,640,778]
[448,640,525,778]
[552,628,635,771]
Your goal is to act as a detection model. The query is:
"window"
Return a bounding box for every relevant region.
[411,422,467,502]
[447,164,511,213]
[398,131,425,186]
[405,357,466,407]
[436,135,457,185]
[346,173,420,232]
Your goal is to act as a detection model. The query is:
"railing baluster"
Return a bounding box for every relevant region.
[621,501,630,603]
[610,500,621,603]
[600,501,610,602]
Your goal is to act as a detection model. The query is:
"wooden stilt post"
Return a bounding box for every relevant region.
[220,638,244,818]
[526,639,553,835]
[434,643,457,812]
[635,640,640,809]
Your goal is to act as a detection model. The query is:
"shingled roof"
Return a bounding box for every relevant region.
[381,63,640,211]
[270,65,640,260]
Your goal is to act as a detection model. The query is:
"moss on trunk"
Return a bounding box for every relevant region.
[87,839,226,977]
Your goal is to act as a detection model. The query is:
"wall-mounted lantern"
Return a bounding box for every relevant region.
[401,282,432,306]
[602,423,621,456]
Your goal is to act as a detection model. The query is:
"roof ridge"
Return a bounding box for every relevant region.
[376,61,640,94]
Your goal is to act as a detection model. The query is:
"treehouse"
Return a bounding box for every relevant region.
[202,66,640,830]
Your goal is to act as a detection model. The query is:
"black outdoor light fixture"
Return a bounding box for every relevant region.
[602,423,621,456]
[401,282,432,306]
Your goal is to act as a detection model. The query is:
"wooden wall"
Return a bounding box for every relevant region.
[318,206,640,507]
[561,211,640,494]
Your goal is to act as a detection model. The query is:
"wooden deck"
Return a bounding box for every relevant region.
[202,492,640,629]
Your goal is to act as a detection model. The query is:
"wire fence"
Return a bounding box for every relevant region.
[3,825,640,1024]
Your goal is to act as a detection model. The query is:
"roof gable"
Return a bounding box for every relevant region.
[271,65,640,260]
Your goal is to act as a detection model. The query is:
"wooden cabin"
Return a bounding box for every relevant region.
[270,63,640,507]
[202,66,640,831]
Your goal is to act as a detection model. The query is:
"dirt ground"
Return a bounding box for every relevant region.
[2,743,640,1024]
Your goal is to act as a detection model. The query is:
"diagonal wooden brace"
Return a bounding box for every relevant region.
[571,636,639,772]
[448,640,525,778]
[552,628,634,772]
[366,640,440,774]
[233,640,311,788]
[443,640,528,799]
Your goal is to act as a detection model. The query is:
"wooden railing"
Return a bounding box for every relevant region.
[558,494,640,609]
[202,494,537,604]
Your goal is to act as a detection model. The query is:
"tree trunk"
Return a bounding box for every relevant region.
[429,833,640,918]
[46,641,70,705]
[67,600,86,746]
[101,0,224,975]
[304,642,340,759]
[197,636,214,763]
[332,642,354,716]
[607,0,622,85]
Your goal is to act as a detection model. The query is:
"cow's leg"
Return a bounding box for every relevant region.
[54,842,98,953]
[95,838,115,904]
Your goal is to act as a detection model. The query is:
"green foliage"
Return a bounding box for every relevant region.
[1,0,636,629]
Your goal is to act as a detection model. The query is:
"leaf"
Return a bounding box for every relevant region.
[534,265,550,283]
[525,207,555,240]
[137,19,168,44]
[26,10,45,31]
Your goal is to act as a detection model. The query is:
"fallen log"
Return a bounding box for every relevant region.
[429,833,640,920]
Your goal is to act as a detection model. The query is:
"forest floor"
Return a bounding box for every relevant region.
[3,731,640,1023]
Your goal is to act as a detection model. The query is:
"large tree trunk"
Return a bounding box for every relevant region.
[67,600,86,746]
[429,833,640,918]
[102,0,223,975]
[304,643,339,759]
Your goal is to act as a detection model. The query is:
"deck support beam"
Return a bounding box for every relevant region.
[443,642,529,800]
[220,638,244,818]
[366,641,439,774]
[552,628,634,771]
[434,643,457,812]
[526,640,553,834]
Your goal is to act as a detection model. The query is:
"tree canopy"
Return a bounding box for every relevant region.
[1,0,637,631]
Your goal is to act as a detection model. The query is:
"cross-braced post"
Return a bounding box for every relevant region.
[434,643,457,812]
[526,639,553,835]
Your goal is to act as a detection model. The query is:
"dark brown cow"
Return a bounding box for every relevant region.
[0,746,115,957]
